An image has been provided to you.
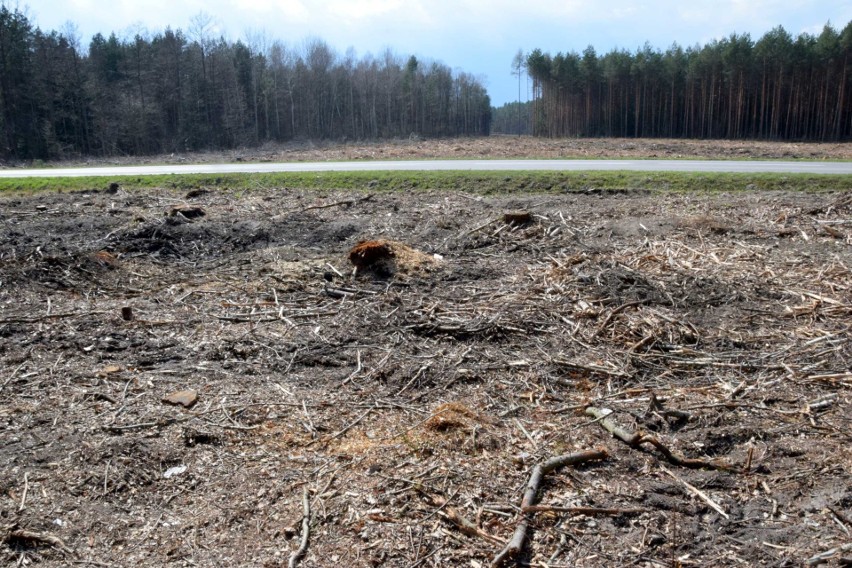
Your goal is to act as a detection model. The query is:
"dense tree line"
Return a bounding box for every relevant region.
[0,7,491,160]
[490,101,532,135]
[525,21,852,140]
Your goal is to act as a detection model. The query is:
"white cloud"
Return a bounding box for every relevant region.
[228,0,311,21]
[327,0,404,21]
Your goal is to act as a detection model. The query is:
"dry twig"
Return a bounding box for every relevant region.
[426,494,505,547]
[523,505,648,515]
[585,407,740,472]
[288,488,311,568]
[660,465,729,519]
[491,448,608,568]
[805,542,852,566]
[4,528,73,555]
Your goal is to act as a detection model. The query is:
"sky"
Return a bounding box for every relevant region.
[20,0,852,106]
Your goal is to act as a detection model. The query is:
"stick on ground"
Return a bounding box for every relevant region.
[288,488,311,568]
[5,529,73,555]
[805,542,852,566]
[585,406,740,472]
[661,465,729,519]
[491,448,608,568]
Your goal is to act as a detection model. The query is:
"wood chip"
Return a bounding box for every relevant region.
[162,390,198,408]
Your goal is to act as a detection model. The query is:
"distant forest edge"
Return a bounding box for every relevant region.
[491,102,533,136]
[0,7,491,161]
[3,6,851,163]
[514,21,852,141]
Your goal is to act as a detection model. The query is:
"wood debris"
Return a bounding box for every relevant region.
[1,184,849,567]
[162,390,199,408]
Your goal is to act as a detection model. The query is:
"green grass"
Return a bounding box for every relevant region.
[0,170,849,196]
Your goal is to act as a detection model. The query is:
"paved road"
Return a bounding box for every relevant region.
[1,159,851,178]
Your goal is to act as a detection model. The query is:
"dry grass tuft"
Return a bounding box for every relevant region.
[87,250,120,268]
[425,402,479,432]
[678,215,731,234]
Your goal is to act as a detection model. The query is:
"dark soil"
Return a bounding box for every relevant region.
[1,183,851,567]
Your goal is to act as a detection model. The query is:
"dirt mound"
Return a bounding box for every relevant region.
[349,239,439,276]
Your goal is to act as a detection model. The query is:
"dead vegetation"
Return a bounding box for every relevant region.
[27,136,852,169]
[0,180,851,567]
[348,239,439,278]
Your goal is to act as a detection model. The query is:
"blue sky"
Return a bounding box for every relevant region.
[22,0,852,106]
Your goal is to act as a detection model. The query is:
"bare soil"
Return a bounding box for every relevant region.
[26,135,852,168]
[1,158,851,567]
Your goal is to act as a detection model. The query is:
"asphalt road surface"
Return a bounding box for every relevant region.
[1,159,851,178]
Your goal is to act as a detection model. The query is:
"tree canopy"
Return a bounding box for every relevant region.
[0,7,491,160]
[524,21,852,141]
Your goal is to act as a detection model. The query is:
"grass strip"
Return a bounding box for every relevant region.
[0,170,849,196]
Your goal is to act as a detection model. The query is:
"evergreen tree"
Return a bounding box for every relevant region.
[525,21,852,141]
[0,7,492,160]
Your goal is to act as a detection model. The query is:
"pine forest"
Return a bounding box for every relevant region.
[523,22,852,141]
[0,7,491,161]
[2,5,851,162]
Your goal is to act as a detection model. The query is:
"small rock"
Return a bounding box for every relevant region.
[162,390,198,408]
[163,465,187,479]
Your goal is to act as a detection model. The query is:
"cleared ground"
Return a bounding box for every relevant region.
[16,135,852,168]
[1,142,851,567]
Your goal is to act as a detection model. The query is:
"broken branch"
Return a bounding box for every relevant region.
[427,494,506,547]
[805,542,852,566]
[491,448,608,568]
[585,406,740,472]
[5,528,72,555]
[661,465,729,519]
[288,487,311,568]
[522,505,647,516]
